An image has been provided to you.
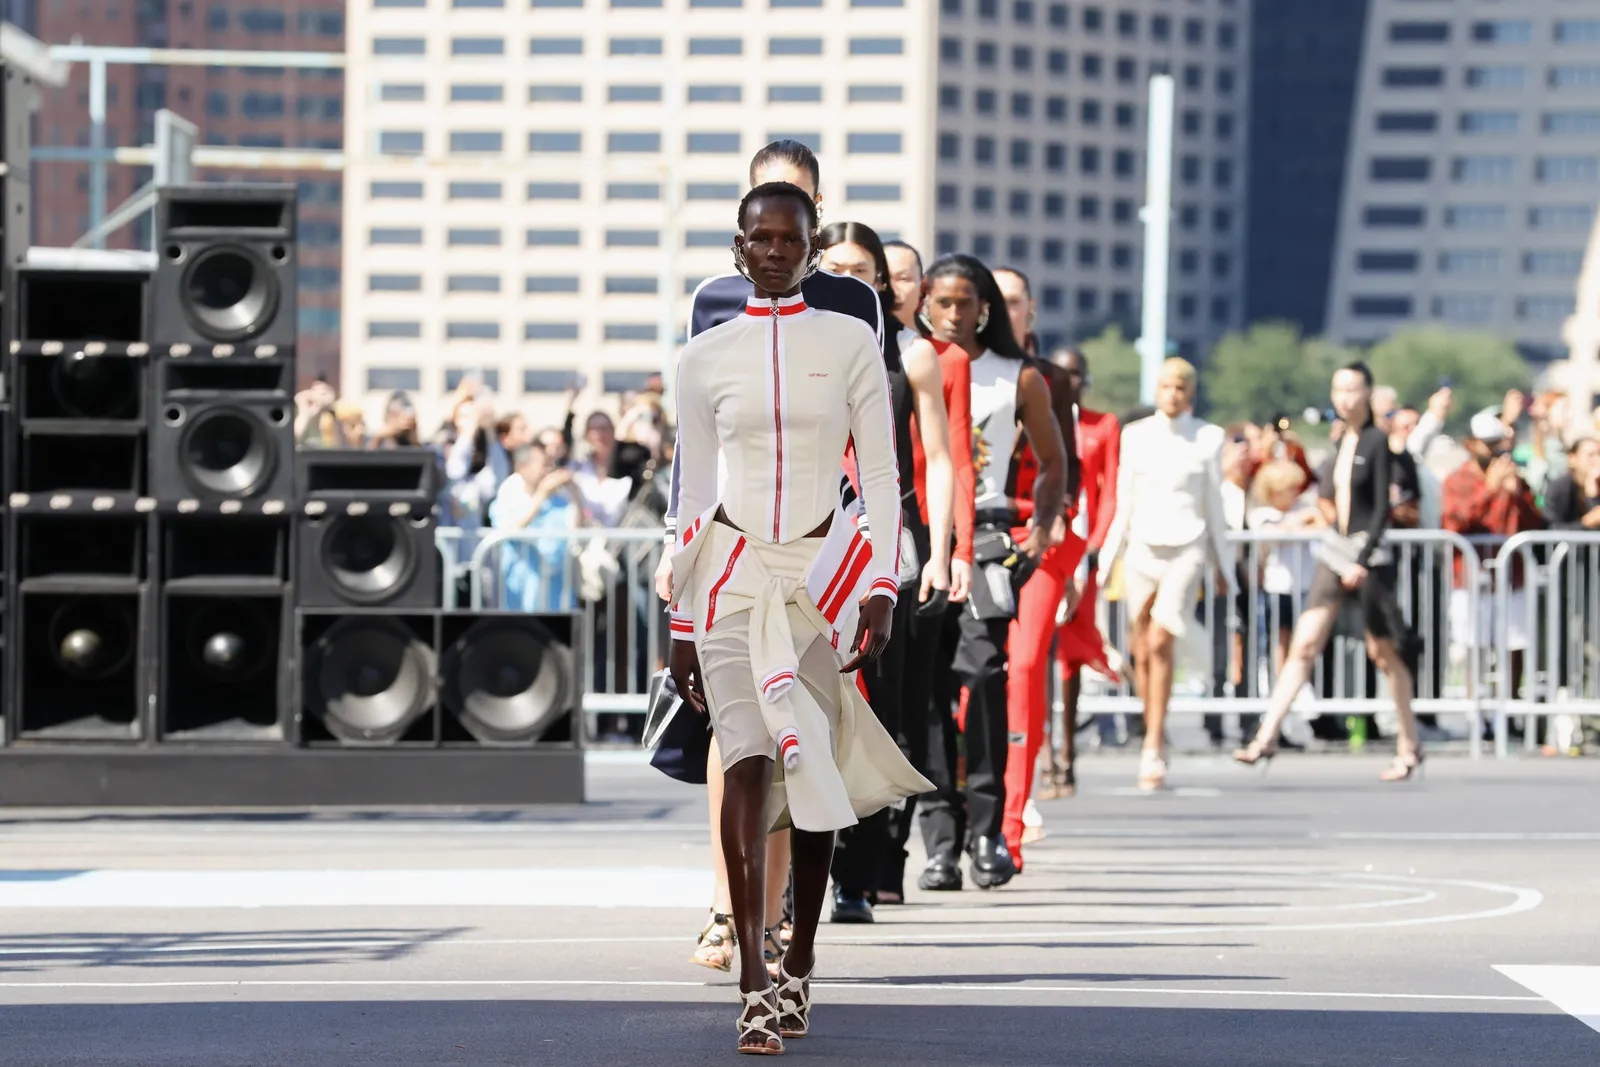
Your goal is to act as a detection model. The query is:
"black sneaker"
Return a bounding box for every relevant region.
[830,886,875,924]
[916,855,963,892]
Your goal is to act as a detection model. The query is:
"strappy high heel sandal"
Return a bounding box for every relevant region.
[776,961,813,1040]
[1380,749,1425,782]
[1232,738,1279,769]
[762,924,786,980]
[737,986,785,1055]
[690,912,736,972]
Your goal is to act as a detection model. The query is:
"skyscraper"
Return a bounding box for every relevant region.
[17,2,345,382]
[342,0,1255,427]
[1323,3,1600,360]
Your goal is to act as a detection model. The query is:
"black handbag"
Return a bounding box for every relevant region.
[643,668,711,785]
[965,527,1039,621]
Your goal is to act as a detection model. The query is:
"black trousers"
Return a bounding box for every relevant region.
[880,586,940,894]
[831,582,912,893]
[918,606,1011,861]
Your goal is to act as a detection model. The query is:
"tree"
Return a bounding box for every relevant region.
[1200,322,1354,427]
[1079,325,1143,419]
[1367,328,1531,430]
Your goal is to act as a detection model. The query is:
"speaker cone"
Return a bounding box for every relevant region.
[183,600,273,682]
[443,618,575,744]
[51,353,139,418]
[309,617,435,745]
[322,515,418,604]
[179,406,274,496]
[47,599,136,681]
[180,244,280,341]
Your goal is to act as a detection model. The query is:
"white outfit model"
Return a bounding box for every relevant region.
[669,292,931,832]
[1099,411,1236,639]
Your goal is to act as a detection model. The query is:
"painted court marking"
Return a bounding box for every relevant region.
[1495,966,1600,1036]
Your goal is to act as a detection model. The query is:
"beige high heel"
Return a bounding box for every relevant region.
[736,986,785,1055]
[776,961,812,1039]
[1136,749,1167,791]
[1380,750,1425,782]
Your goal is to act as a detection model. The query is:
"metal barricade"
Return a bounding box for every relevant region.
[1075,529,1490,754]
[1492,530,1600,759]
[467,526,668,739]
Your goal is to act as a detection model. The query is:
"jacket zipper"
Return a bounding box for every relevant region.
[771,297,784,541]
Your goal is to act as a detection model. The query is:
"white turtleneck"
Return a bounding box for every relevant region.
[1100,409,1234,576]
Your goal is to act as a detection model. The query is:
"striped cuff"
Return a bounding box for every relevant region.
[669,607,695,642]
[868,576,900,604]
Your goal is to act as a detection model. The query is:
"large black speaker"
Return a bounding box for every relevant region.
[296,449,439,609]
[300,610,438,745]
[157,516,291,741]
[150,184,297,351]
[150,356,295,506]
[440,611,579,746]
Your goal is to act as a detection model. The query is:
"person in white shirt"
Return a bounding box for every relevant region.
[487,441,579,611]
[667,182,931,1054]
[1098,358,1236,791]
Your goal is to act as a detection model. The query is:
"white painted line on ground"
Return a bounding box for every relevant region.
[1107,787,1222,798]
[1335,832,1600,842]
[0,868,713,910]
[1495,966,1600,1035]
[0,976,1544,1004]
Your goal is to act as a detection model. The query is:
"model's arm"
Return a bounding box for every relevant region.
[1015,365,1066,556]
[668,347,720,641]
[943,354,977,566]
[1202,429,1238,586]
[843,327,904,603]
[903,339,953,587]
[1045,362,1081,506]
[662,280,723,538]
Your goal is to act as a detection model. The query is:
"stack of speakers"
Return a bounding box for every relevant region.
[0,75,583,804]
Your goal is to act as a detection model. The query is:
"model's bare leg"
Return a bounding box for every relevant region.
[782,827,833,980]
[1142,622,1175,759]
[707,737,734,913]
[1368,633,1421,778]
[765,830,791,926]
[1245,604,1338,752]
[722,755,781,1052]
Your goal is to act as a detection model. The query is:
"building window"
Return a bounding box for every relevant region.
[973,234,995,258]
[1048,3,1066,29]
[1212,208,1233,234]
[452,37,505,56]
[374,37,427,56]
[1080,146,1100,174]
[941,37,963,62]
[1048,49,1067,75]
[529,37,584,55]
[378,130,424,155]
[1178,250,1199,275]
[1443,205,1508,230]
[1536,156,1600,184]
[1358,251,1420,273]
[1081,99,1101,125]
[1529,204,1595,231]
[938,184,959,209]
[939,133,960,161]
[527,182,581,200]
[448,228,502,247]
[688,132,743,153]
[936,232,957,254]
[1465,65,1525,89]
[850,37,903,55]
[371,181,424,199]
[850,85,903,103]
[1459,110,1519,135]
[1550,66,1600,89]
[977,41,998,67]
[770,37,825,56]
[367,367,422,393]
[1377,111,1438,134]
[449,181,503,199]
[378,83,424,102]
[1183,64,1203,90]
[1555,21,1600,44]
[1116,150,1137,179]
[609,131,662,152]
[1210,297,1230,325]
[606,277,657,296]
[1523,251,1583,276]
[1042,240,1063,264]
[1177,295,1197,321]
[450,131,503,154]
[940,85,962,111]
[606,229,660,247]
[1113,199,1135,225]
[610,37,664,55]
[1077,242,1099,267]
[1046,96,1066,122]
[1116,103,1137,129]
[369,274,422,292]
[1545,111,1600,135]
[610,84,663,102]
[1432,295,1495,324]
[529,85,583,102]
[1363,205,1425,228]
[452,84,505,103]
[1518,296,1576,322]
[1044,193,1065,219]
[1383,66,1445,88]
[976,89,997,115]
[607,182,661,200]
[1370,157,1432,181]
[767,85,822,103]
[1453,155,1515,183]
[686,181,740,200]
[847,183,902,201]
[1115,57,1137,84]
[527,229,582,246]
[690,38,743,55]
[448,275,502,293]
[973,187,996,213]
[1009,139,1032,168]
[526,276,580,293]
[1078,196,1099,220]
[1471,20,1532,44]
[1008,189,1031,217]
[529,132,582,152]
[1078,288,1099,313]
[1350,296,1412,318]
[1007,236,1030,261]
[1082,54,1102,78]
[1389,21,1450,44]
[1013,46,1034,72]
[689,85,743,103]
[525,323,581,341]
[447,322,500,340]
[370,227,423,245]
[369,321,422,339]
[1180,155,1201,184]
[975,136,996,164]
[1115,245,1136,271]
[605,323,658,342]
[1011,93,1032,119]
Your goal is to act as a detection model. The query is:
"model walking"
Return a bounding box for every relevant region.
[668,182,932,1054]
[1098,358,1236,791]
[1235,362,1424,781]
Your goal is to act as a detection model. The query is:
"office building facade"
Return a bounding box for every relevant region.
[16,2,345,382]
[1324,2,1600,360]
[343,0,1253,426]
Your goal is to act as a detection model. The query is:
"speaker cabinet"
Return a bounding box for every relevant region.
[7,511,151,741]
[299,610,438,746]
[10,340,149,501]
[151,358,294,505]
[18,269,147,343]
[440,612,580,746]
[151,184,297,351]
[1,65,32,275]
[157,516,291,741]
[296,449,440,609]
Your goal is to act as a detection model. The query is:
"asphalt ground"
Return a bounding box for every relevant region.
[0,752,1596,1066]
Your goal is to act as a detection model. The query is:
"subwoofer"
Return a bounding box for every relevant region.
[296,450,439,609]
[440,612,579,745]
[150,185,297,351]
[300,612,437,745]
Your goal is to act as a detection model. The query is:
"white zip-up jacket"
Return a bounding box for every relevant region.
[669,293,902,642]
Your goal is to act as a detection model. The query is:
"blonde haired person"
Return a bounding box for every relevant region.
[1098,358,1235,791]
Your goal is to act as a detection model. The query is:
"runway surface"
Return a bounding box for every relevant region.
[0,752,1596,1066]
